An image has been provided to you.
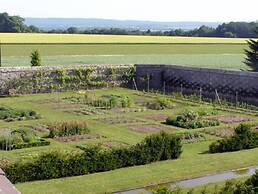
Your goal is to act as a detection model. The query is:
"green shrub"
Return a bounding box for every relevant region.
[0,128,50,151]
[166,111,219,129]
[146,97,175,110]
[209,124,258,153]
[48,121,89,138]
[66,94,134,109]
[4,132,182,183]
[30,50,42,67]
[0,106,40,122]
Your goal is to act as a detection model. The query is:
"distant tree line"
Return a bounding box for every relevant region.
[0,12,257,38]
[48,22,258,38]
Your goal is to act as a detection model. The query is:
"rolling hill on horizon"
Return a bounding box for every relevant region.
[25,18,221,31]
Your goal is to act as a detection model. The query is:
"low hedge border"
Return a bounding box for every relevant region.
[3,132,182,183]
[1,139,50,151]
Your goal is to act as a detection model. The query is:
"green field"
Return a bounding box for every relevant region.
[0,88,257,193]
[0,33,253,70]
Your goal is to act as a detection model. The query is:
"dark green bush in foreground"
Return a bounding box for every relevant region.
[4,132,182,183]
[209,124,258,153]
[166,111,219,129]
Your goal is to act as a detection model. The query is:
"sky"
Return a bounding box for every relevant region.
[1,0,258,22]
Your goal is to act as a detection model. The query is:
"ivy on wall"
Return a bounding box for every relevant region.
[2,66,135,95]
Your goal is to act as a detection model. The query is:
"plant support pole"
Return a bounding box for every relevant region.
[0,41,2,67]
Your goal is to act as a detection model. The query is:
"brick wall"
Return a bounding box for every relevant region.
[136,64,258,105]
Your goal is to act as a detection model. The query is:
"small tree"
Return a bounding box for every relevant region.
[30,50,41,67]
[244,27,258,71]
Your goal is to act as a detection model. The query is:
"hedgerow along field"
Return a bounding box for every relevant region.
[0,87,257,194]
[0,33,252,70]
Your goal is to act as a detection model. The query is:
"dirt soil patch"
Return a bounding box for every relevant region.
[207,128,235,138]
[129,124,167,133]
[0,128,11,136]
[54,134,103,142]
[96,116,145,125]
[144,114,169,122]
[210,115,252,124]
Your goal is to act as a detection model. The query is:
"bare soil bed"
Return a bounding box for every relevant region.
[54,134,103,142]
[209,115,252,124]
[129,124,168,133]
[95,116,145,125]
[206,128,235,138]
[144,114,169,122]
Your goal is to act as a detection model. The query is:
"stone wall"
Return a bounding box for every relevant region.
[2,64,258,106]
[0,64,134,95]
[136,64,258,105]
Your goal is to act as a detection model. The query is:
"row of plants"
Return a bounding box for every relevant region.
[209,124,258,153]
[152,171,258,193]
[65,93,134,109]
[48,121,89,138]
[0,106,40,122]
[3,132,182,183]
[165,111,220,129]
[0,128,50,151]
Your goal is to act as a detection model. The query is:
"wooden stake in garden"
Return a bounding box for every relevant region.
[235,91,238,106]
[215,89,222,105]
[132,77,138,91]
[147,74,150,93]
[199,87,202,101]
[163,81,166,95]
[0,41,2,67]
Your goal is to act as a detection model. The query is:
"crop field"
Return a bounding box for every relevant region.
[0,88,257,194]
[0,33,253,70]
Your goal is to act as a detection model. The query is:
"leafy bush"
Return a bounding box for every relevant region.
[209,124,258,153]
[48,121,89,138]
[4,132,182,183]
[146,97,175,110]
[66,94,134,109]
[0,106,40,122]
[0,128,50,150]
[166,111,219,129]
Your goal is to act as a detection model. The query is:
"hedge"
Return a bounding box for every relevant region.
[4,131,182,183]
[209,124,258,153]
[166,111,219,129]
[10,139,50,150]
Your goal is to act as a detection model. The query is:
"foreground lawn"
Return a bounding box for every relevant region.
[16,141,258,194]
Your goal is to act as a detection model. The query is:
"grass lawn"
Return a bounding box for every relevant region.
[15,142,258,194]
[0,33,251,70]
[2,54,247,70]
[0,88,257,193]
